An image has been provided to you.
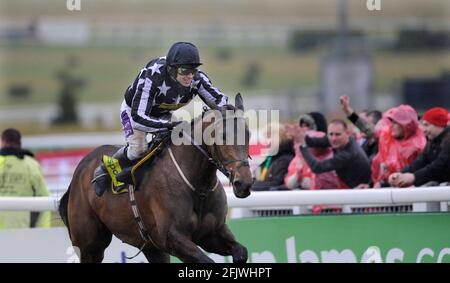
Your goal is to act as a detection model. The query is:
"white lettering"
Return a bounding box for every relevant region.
[251,251,276,263]
[321,249,357,263]
[386,248,404,263]
[361,246,383,263]
[437,248,450,263]
[416,248,434,263]
[286,236,297,263]
[178,267,212,280]
[171,102,279,147]
[299,250,319,263]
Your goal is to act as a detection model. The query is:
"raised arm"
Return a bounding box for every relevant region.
[339,95,375,139]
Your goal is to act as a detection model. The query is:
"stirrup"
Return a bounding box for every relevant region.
[92,164,111,197]
[92,172,108,182]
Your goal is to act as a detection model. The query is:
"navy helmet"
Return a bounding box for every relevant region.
[166,42,202,67]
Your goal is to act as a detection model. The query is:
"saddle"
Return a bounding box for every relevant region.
[103,133,171,195]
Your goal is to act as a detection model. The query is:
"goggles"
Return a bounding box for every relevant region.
[177,67,198,76]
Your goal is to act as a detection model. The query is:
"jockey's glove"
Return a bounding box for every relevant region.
[166,120,187,129]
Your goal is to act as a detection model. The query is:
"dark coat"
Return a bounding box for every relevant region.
[302,136,371,188]
[402,126,450,186]
[251,139,295,191]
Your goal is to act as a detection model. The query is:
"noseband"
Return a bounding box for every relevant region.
[210,143,249,184]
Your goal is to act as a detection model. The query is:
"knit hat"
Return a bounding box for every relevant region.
[422,107,449,128]
[299,112,328,133]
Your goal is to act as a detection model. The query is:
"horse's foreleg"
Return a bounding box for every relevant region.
[199,224,248,263]
[142,246,170,263]
[167,229,214,263]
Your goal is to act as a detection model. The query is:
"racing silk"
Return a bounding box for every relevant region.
[124,57,228,132]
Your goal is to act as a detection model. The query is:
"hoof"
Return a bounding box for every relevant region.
[232,246,248,263]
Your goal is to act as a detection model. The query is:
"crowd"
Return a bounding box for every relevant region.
[251,96,450,206]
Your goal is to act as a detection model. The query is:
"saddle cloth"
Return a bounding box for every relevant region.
[102,140,165,195]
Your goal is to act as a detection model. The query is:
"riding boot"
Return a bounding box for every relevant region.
[92,147,131,197]
[92,164,110,197]
[115,150,136,187]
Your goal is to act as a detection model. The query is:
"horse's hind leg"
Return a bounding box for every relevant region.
[200,224,248,263]
[142,246,170,263]
[69,199,113,263]
[72,221,112,263]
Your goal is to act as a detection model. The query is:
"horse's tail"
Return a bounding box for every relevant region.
[58,185,71,237]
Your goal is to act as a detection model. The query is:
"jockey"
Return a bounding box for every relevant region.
[92,42,229,196]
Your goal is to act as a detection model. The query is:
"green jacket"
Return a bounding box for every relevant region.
[0,148,51,229]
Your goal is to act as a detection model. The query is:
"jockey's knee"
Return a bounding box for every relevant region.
[127,143,148,160]
[126,130,148,160]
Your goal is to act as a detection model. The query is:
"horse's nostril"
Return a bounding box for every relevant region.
[234,180,253,191]
[233,180,242,188]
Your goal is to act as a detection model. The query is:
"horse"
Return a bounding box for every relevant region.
[58,94,254,263]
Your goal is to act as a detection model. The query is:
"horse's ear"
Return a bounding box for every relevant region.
[235,93,244,111]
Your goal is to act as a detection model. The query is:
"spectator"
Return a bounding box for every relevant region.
[284,112,327,190]
[299,112,328,134]
[389,107,450,187]
[285,113,343,191]
[369,105,426,187]
[340,95,381,161]
[251,123,294,191]
[0,128,51,229]
[293,119,371,188]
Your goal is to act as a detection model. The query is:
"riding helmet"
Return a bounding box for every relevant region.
[166,42,202,67]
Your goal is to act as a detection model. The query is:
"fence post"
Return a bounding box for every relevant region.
[413,202,441,212]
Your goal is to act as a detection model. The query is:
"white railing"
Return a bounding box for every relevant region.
[0,187,449,212]
[0,197,60,212]
[226,187,450,207]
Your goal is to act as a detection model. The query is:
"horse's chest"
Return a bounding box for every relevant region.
[191,212,217,239]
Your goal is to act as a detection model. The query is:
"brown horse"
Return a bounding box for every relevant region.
[58,94,253,263]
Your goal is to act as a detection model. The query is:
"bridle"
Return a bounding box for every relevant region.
[210,143,249,184]
[181,115,250,184]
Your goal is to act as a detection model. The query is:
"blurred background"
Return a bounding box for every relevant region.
[0,0,449,195]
